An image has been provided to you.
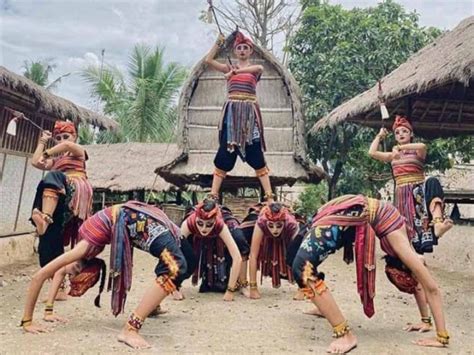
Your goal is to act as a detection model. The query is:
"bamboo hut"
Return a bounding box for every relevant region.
[312,16,474,138]
[0,66,117,237]
[85,143,180,205]
[157,43,325,190]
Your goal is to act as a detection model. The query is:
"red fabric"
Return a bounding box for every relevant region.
[261,204,288,222]
[233,31,253,48]
[194,201,221,220]
[392,115,413,132]
[53,121,76,136]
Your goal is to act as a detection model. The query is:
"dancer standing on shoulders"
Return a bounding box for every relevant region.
[205,30,273,202]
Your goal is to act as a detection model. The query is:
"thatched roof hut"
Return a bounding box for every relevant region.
[313,16,474,138]
[0,66,117,130]
[85,143,180,192]
[157,44,325,189]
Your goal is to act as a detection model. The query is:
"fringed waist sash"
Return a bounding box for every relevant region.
[228,92,257,102]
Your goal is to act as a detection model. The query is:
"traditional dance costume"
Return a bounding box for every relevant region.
[391,117,445,254]
[32,122,93,266]
[77,201,189,316]
[184,205,249,292]
[213,32,269,181]
[292,195,407,317]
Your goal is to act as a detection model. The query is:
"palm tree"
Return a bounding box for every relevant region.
[23,59,70,91]
[82,44,187,143]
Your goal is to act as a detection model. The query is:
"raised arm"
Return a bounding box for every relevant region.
[219,225,242,301]
[368,128,393,163]
[204,34,230,73]
[31,130,54,170]
[248,224,264,299]
[234,65,263,75]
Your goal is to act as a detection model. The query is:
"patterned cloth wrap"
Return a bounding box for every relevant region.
[78,201,186,316]
[186,206,249,292]
[392,149,444,254]
[255,205,299,288]
[218,64,265,159]
[292,195,407,318]
[68,257,107,307]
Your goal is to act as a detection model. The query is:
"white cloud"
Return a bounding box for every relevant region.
[1,0,471,109]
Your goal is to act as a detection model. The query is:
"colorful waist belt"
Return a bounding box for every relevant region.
[394,174,425,186]
[228,92,257,102]
[65,170,87,179]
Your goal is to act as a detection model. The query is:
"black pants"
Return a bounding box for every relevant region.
[32,171,70,267]
[214,122,266,171]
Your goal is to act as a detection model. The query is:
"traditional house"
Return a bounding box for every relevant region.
[312,16,474,138]
[157,42,325,201]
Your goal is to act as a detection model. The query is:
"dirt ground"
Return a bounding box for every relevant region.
[0,226,473,354]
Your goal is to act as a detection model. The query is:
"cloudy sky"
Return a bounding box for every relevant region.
[1,0,472,109]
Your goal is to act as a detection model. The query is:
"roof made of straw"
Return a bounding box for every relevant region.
[313,16,474,137]
[159,40,325,188]
[85,143,180,192]
[0,66,117,130]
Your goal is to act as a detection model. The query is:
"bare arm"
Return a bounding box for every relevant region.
[234,65,263,75]
[45,141,85,158]
[22,241,90,333]
[204,35,229,73]
[180,220,191,238]
[399,143,427,159]
[43,268,69,323]
[368,128,392,162]
[219,225,242,300]
[31,131,54,170]
[249,224,264,285]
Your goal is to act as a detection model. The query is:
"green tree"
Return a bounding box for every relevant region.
[23,59,70,91]
[82,44,187,143]
[289,0,443,199]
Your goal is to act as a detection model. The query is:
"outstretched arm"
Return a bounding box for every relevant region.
[368,128,393,162]
[248,225,264,299]
[219,225,242,301]
[44,140,85,159]
[31,130,54,170]
[22,241,90,333]
[398,143,427,159]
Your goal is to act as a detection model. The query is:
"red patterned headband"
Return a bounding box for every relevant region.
[195,199,220,220]
[392,115,412,132]
[53,121,76,136]
[263,203,287,222]
[233,31,253,48]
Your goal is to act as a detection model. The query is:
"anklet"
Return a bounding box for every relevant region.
[227,284,238,293]
[127,313,144,332]
[20,319,32,328]
[436,330,450,345]
[249,281,258,290]
[238,280,249,289]
[44,303,54,316]
[332,320,351,338]
[421,316,432,326]
[432,217,443,225]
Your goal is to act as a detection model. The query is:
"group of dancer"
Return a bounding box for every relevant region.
[19,30,453,353]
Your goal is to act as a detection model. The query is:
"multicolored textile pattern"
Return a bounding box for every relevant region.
[256,210,299,288]
[218,67,266,158]
[392,150,442,253]
[78,201,182,315]
[392,115,413,131]
[186,206,247,291]
[295,195,405,318]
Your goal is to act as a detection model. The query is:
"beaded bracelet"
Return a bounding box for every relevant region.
[436,330,450,345]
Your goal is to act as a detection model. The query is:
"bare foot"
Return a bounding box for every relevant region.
[147,306,168,318]
[223,291,234,301]
[248,288,261,299]
[293,289,305,301]
[55,290,68,301]
[434,219,453,238]
[326,332,357,354]
[172,290,185,301]
[403,322,431,333]
[413,337,446,348]
[43,314,68,323]
[31,209,49,236]
[23,322,51,334]
[241,287,250,298]
[117,328,151,350]
[303,307,324,318]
